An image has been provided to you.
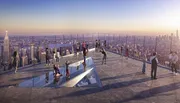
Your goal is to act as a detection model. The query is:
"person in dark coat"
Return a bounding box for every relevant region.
[53,64,61,76]
[150,52,159,80]
[86,43,89,53]
[45,48,50,65]
[65,61,71,78]
[121,46,123,56]
[82,41,87,66]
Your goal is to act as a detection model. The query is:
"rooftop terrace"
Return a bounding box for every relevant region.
[0,50,180,103]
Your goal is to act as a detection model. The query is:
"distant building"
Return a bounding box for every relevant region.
[30,43,34,60]
[171,33,173,37]
[176,30,179,39]
[40,52,46,62]
[22,56,28,67]
[37,46,43,62]
[3,31,10,63]
[13,44,19,52]
[21,48,27,56]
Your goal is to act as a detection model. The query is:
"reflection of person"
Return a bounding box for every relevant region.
[82,61,86,71]
[150,52,159,80]
[104,40,106,48]
[45,72,49,83]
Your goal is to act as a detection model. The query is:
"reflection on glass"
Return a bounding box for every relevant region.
[18,57,102,88]
[45,72,49,83]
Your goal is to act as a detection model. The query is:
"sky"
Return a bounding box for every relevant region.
[0,0,180,36]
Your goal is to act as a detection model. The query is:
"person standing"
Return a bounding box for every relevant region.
[150,52,159,80]
[104,40,106,48]
[171,52,178,75]
[126,47,129,59]
[95,40,98,52]
[100,48,107,65]
[76,42,80,55]
[65,61,71,78]
[121,46,123,56]
[142,54,147,74]
[98,40,101,48]
[82,41,87,65]
[175,52,179,75]
[86,43,89,54]
[13,51,19,73]
[45,48,50,65]
[53,50,56,64]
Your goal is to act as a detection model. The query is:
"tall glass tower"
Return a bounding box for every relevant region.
[3,31,10,63]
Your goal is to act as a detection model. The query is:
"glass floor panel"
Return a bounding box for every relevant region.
[18,57,102,88]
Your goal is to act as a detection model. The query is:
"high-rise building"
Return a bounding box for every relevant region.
[176,30,179,38]
[13,44,19,52]
[22,48,27,56]
[30,43,34,60]
[37,46,42,62]
[3,31,10,63]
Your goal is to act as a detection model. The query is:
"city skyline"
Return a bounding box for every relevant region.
[0,0,180,36]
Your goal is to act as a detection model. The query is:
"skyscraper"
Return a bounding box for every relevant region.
[30,43,34,61]
[3,31,10,63]
[176,30,179,39]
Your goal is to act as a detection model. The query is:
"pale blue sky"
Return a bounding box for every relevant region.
[0,0,180,35]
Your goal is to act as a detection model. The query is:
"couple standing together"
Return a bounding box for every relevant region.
[142,52,159,80]
[169,52,179,75]
[143,51,179,80]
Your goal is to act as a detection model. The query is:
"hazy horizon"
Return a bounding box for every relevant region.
[0,0,180,36]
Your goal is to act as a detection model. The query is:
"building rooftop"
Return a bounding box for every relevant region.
[0,51,180,103]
